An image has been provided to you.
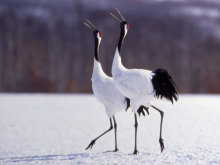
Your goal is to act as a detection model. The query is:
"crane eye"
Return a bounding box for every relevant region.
[99,32,102,38]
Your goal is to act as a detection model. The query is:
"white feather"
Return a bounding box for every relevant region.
[92,59,127,118]
[112,48,154,96]
[112,48,155,112]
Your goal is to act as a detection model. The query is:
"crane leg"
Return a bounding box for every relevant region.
[151,105,164,153]
[133,113,139,154]
[113,116,119,152]
[85,118,113,150]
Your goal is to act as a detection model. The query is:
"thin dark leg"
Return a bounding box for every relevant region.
[151,105,164,153]
[85,118,113,150]
[133,113,139,154]
[113,116,119,152]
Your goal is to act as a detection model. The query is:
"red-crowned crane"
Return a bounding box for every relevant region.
[110,9,178,154]
[84,20,130,152]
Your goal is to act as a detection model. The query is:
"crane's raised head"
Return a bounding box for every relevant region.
[84,20,102,61]
[110,8,129,37]
[110,8,129,52]
[96,31,102,40]
[121,21,129,37]
[84,20,102,44]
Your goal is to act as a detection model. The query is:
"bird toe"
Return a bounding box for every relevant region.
[85,140,96,150]
[133,150,139,155]
[159,138,164,153]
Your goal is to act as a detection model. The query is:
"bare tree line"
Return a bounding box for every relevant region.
[0,0,219,93]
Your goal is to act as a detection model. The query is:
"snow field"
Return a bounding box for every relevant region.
[0,94,220,164]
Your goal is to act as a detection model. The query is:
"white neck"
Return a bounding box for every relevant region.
[92,59,106,81]
[112,47,126,77]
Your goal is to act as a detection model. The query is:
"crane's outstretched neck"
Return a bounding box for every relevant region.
[112,23,127,75]
[92,32,105,81]
[112,47,126,76]
[118,23,127,53]
[118,28,124,53]
[94,33,100,61]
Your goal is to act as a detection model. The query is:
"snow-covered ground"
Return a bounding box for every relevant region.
[0,94,220,165]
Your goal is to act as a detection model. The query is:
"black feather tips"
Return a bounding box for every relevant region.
[125,97,130,111]
[137,106,149,117]
[152,69,178,104]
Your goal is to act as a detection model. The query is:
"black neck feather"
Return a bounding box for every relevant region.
[118,26,125,53]
[94,36,99,61]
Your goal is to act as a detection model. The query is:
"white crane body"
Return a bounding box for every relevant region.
[112,48,155,112]
[91,59,127,117]
[109,8,178,154]
[84,20,129,151]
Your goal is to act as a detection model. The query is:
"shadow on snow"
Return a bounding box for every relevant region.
[1,153,91,163]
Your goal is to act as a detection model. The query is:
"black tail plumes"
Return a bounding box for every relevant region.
[152,69,178,103]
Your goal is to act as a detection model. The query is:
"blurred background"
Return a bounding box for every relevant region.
[0,0,219,94]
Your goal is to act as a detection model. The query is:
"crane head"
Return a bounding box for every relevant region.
[110,8,129,35]
[84,20,102,41]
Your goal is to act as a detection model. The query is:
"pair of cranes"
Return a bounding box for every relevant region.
[84,8,178,155]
